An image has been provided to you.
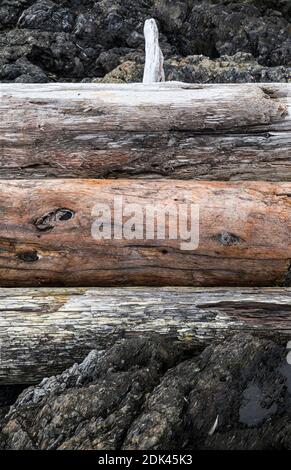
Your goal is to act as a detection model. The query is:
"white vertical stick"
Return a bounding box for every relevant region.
[143,18,165,84]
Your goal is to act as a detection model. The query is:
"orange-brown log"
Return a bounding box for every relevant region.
[0,179,291,287]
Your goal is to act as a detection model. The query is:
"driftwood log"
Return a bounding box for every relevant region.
[1,287,291,384]
[1,179,291,287]
[143,18,165,84]
[0,82,290,180]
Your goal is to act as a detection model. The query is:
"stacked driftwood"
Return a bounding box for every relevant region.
[0,79,291,384]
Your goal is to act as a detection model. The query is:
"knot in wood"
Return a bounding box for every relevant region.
[33,208,74,232]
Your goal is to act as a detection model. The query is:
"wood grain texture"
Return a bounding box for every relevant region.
[1,287,291,384]
[143,19,165,84]
[0,82,290,180]
[1,179,291,287]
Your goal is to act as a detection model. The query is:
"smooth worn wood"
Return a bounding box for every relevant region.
[1,287,291,384]
[1,179,291,287]
[143,18,165,84]
[0,82,290,180]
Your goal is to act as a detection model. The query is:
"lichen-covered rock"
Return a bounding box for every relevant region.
[93,60,143,83]
[1,334,291,450]
[96,52,290,83]
[164,52,290,83]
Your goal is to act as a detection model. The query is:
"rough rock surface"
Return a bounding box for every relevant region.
[1,334,291,450]
[0,0,290,83]
[95,52,290,83]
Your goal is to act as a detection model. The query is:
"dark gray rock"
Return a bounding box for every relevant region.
[1,334,291,450]
[210,1,291,17]
[18,0,75,33]
[187,334,291,450]
[0,337,191,450]
[0,57,48,81]
[0,29,90,79]
[74,12,100,40]
[154,0,291,66]
[0,0,34,29]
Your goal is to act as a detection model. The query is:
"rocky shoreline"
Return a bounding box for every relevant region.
[1,334,291,450]
[0,0,290,83]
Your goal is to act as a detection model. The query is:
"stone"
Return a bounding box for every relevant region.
[17,0,75,33]
[97,52,290,83]
[1,334,291,450]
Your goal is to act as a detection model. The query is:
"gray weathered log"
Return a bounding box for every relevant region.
[0,82,290,180]
[1,287,291,384]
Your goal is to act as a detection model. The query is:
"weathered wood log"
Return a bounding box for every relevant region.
[1,287,291,384]
[0,82,290,180]
[1,179,291,287]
